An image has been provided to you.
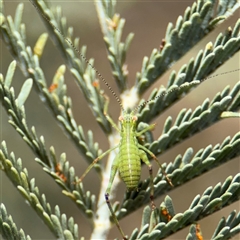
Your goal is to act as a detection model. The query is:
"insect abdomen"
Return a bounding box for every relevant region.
[118,137,141,191]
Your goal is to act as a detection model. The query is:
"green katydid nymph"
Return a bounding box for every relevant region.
[75,91,174,239]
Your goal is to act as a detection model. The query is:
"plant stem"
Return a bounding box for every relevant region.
[91,133,121,239]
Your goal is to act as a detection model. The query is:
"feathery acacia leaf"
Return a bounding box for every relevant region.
[95,0,134,92]
[135,0,240,94]
[0,142,80,240]
[141,81,240,156]
[137,28,240,124]
[0,203,32,240]
[27,0,111,133]
[0,6,103,166]
[0,63,96,220]
[126,174,240,239]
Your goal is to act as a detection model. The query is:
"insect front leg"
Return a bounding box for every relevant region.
[105,153,127,240]
[103,94,121,132]
[136,123,156,136]
[74,145,118,184]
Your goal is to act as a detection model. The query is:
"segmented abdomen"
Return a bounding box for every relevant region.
[118,136,141,191]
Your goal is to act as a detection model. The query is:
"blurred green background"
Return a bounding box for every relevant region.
[0,0,239,239]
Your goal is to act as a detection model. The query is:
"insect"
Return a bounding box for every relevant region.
[75,91,173,239]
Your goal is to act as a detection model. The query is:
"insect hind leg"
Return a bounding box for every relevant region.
[105,193,127,240]
[139,150,156,210]
[105,154,127,240]
[139,145,173,187]
[139,148,171,230]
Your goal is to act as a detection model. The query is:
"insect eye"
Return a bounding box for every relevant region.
[119,116,124,121]
[132,116,138,121]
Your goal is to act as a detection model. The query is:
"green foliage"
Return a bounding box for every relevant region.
[0,204,31,240]
[0,141,79,239]
[0,0,240,239]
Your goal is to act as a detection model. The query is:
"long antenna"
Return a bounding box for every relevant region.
[132,68,240,114]
[29,0,124,111]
